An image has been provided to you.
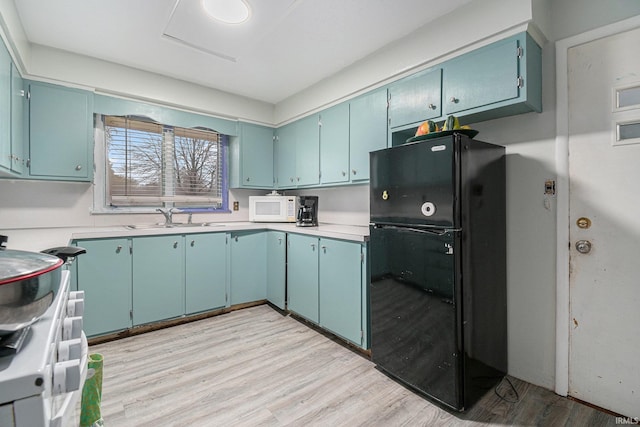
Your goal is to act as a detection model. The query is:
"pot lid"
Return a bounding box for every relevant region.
[0,249,64,286]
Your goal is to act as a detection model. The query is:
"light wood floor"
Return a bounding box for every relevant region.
[89,304,615,426]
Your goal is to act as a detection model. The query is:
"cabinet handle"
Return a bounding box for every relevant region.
[290,177,294,183]
[190,240,195,247]
[235,236,239,242]
[321,245,327,253]
[428,103,437,110]
[173,241,178,249]
[246,177,250,182]
[342,171,346,176]
[352,169,357,175]
[116,245,122,254]
[310,243,316,251]
[75,165,82,171]
[449,97,459,104]
[297,177,300,182]
[278,238,283,245]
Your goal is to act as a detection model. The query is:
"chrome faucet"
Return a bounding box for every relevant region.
[157,208,180,225]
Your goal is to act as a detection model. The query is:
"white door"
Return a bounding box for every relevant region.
[568,27,640,417]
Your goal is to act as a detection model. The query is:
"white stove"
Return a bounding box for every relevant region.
[0,270,88,427]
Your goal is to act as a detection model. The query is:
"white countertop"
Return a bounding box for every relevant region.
[2,222,369,252]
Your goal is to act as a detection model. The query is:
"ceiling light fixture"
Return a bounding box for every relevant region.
[202,0,251,24]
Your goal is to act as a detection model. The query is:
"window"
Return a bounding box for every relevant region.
[100,115,228,210]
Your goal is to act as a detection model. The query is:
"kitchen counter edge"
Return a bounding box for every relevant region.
[71,222,369,242]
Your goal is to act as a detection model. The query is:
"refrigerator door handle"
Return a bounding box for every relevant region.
[371,224,459,236]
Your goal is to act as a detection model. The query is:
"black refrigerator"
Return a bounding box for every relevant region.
[369,133,507,411]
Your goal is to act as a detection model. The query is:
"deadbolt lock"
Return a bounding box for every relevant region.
[576,217,592,229]
[575,240,592,254]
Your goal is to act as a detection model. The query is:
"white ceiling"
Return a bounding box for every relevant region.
[13,0,472,104]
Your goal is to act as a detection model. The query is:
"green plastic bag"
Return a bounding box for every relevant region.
[80,353,104,427]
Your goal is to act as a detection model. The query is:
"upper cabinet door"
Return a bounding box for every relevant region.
[349,88,388,181]
[388,68,442,129]
[320,102,350,185]
[443,37,519,115]
[295,114,320,186]
[0,40,11,172]
[28,82,93,181]
[239,122,274,188]
[274,122,297,189]
[10,64,25,175]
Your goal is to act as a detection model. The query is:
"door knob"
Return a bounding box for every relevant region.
[575,240,592,254]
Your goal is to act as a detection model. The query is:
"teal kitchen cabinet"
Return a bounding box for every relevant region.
[185,232,227,314]
[275,114,320,188]
[27,81,94,181]
[319,238,367,347]
[388,67,442,129]
[266,231,286,310]
[287,233,319,323]
[349,89,388,181]
[0,39,11,173]
[287,233,368,348]
[229,231,267,305]
[274,122,297,188]
[73,238,133,337]
[10,64,25,175]
[319,102,350,185]
[442,32,541,120]
[132,235,184,325]
[294,114,320,186]
[230,122,274,189]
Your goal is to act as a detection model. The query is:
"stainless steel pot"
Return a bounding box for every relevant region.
[0,248,64,334]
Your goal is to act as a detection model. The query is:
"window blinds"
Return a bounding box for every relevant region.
[104,116,223,207]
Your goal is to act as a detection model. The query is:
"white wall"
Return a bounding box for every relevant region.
[26,45,275,126]
[291,185,370,227]
[0,178,264,229]
[546,0,640,41]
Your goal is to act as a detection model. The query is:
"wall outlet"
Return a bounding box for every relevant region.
[233,201,239,211]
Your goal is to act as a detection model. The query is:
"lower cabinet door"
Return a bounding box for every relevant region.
[319,238,363,346]
[185,233,227,314]
[74,238,132,337]
[266,231,286,310]
[230,231,267,305]
[132,235,184,325]
[287,234,319,323]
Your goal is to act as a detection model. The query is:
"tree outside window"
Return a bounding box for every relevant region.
[103,115,226,209]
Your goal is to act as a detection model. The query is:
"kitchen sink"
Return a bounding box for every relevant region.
[124,222,227,230]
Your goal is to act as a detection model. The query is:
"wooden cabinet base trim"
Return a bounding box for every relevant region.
[87,300,267,346]
[288,312,371,358]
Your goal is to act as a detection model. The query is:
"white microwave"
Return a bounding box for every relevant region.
[249,195,298,222]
